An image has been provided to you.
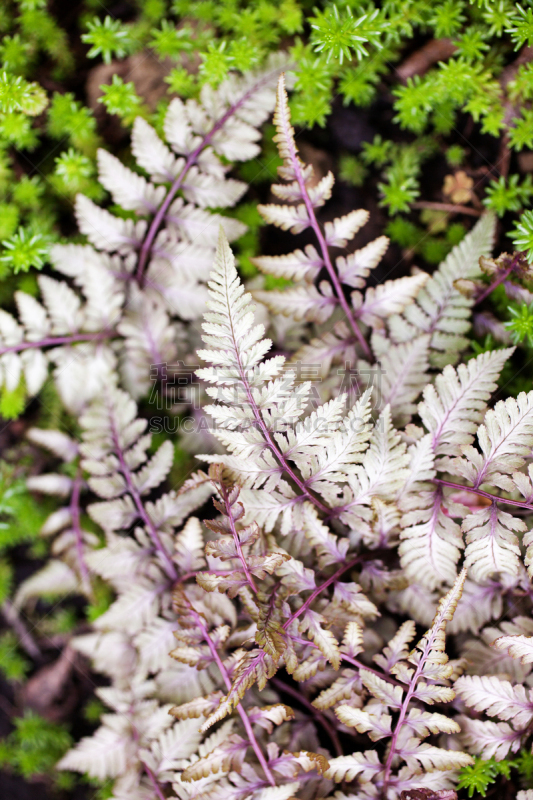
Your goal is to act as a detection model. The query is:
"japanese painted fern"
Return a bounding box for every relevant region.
[15,72,533,800]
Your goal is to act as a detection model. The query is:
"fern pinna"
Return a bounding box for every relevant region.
[16,73,533,799]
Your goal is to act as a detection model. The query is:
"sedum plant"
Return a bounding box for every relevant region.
[7,73,533,800]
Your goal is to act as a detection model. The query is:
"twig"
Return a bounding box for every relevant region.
[494,46,533,180]
[411,201,482,217]
[1,599,41,660]
[395,38,457,82]
[433,478,532,511]
[474,261,517,306]
[0,330,113,356]
[70,469,93,599]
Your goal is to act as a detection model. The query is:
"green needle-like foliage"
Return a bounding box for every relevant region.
[82,16,133,65]
[458,756,512,797]
[512,209,533,260]
[505,302,533,346]
[0,712,72,780]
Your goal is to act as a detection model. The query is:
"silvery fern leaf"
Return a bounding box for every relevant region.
[79,387,183,581]
[165,196,246,245]
[252,245,323,283]
[0,64,290,413]
[450,391,533,491]
[196,231,315,507]
[399,481,465,591]
[493,633,533,664]
[181,167,247,209]
[324,571,470,797]
[324,210,369,247]
[335,705,392,741]
[174,518,206,573]
[143,719,204,782]
[352,273,428,329]
[290,321,358,380]
[56,390,236,799]
[50,343,117,416]
[117,293,179,399]
[4,63,289,418]
[255,72,427,376]
[13,559,80,609]
[75,194,146,254]
[455,659,533,760]
[97,149,166,212]
[58,718,135,781]
[419,348,514,458]
[255,75,407,364]
[254,283,336,323]
[338,406,410,541]
[457,716,522,760]
[163,54,292,161]
[131,116,184,182]
[336,236,389,288]
[455,674,533,727]
[374,335,430,425]
[197,230,280,387]
[388,213,496,366]
[326,751,383,783]
[300,506,350,566]
[26,427,78,462]
[256,202,311,234]
[399,348,518,589]
[0,270,120,411]
[462,505,524,582]
[15,291,49,339]
[37,275,80,333]
[373,621,416,672]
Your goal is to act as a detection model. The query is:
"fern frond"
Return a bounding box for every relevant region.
[375,336,430,424]
[493,633,533,665]
[256,74,420,364]
[419,348,514,457]
[388,213,496,366]
[451,391,533,491]
[455,674,533,727]
[353,273,428,329]
[324,571,470,796]
[462,505,524,582]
